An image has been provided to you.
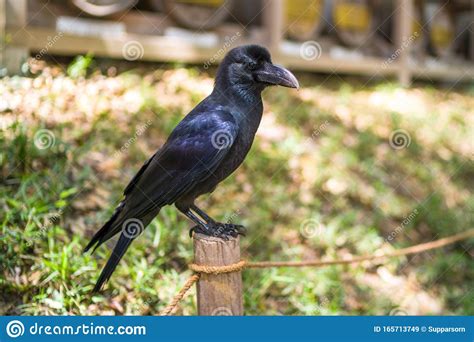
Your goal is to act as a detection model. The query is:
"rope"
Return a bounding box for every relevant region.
[159,229,474,315]
[159,274,200,316]
[188,260,247,274]
[247,229,474,269]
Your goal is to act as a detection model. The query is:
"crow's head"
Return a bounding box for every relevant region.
[216,45,299,90]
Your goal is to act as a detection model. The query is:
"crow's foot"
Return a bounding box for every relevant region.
[189,225,209,237]
[211,223,246,240]
[189,223,246,240]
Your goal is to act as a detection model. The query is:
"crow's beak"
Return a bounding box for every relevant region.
[255,62,299,89]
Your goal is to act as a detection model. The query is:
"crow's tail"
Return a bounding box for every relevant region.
[84,201,125,254]
[85,202,161,291]
[92,233,133,292]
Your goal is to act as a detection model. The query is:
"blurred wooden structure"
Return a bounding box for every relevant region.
[1,0,473,86]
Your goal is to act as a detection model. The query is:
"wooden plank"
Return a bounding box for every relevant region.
[411,63,474,81]
[193,233,243,316]
[6,25,474,81]
[276,51,400,75]
[8,25,220,63]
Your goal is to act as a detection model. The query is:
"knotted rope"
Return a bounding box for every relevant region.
[159,229,474,315]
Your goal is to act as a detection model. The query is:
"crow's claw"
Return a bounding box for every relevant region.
[190,223,246,240]
[211,223,246,239]
[189,225,209,237]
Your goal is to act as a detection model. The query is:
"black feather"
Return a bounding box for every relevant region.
[92,233,133,292]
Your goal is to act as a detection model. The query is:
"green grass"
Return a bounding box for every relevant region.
[0,59,473,315]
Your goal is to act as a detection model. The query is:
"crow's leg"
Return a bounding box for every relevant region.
[177,207,214,237]
[190,204,216,224]
[190,204,246,239]
[178,204,246,239]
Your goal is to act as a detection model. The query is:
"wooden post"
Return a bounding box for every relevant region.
[193,233,243,315]
[1,0,28,75]
[395,0,413,87]
[263,0,283,53]
[0,0,5,73]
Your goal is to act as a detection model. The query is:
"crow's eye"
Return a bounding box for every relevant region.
[248,61,258,70]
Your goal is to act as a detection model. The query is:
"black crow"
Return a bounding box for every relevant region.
[85,44,299,291]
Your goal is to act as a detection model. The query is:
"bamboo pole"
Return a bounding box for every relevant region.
[193,233,243,316]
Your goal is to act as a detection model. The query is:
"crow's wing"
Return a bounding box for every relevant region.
[93,109,239,245]
[127,110,238,208]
